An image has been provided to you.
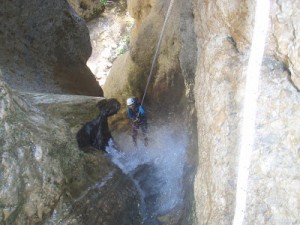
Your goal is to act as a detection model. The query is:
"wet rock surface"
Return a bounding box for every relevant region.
[77,98,121,152]
[70,171,140,224]
[0,77,140,224]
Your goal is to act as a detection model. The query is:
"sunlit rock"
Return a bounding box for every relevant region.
[86,0,134,86]
[103,0,195,130]
[270,0,300,90]
[193,0,300,224]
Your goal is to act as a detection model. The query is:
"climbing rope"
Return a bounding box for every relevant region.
[140,0,176,107]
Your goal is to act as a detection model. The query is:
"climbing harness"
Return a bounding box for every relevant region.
[140,0,176,107]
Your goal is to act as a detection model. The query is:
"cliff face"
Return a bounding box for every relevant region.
[0,0,102,96]
[104,0,300,224]
[193,1,300,224]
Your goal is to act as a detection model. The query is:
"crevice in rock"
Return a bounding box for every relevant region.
[264,56,300,92]
[227,36,240,53]
[283,63,300,92]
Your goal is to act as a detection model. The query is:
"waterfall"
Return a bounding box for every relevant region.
[106,123,187,224]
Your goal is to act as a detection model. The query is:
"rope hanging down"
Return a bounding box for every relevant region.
[140,0,176,107]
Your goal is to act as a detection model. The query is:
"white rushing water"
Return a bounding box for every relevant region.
[106,123,187,223]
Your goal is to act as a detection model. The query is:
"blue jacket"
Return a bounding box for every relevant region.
[127,104,146,122]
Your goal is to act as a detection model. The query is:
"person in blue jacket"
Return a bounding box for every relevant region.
[127,97,148,147]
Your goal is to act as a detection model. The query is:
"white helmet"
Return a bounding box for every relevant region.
[126,98,135,106]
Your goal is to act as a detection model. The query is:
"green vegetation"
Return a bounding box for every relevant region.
[117,47,126,55]
[117,35,130,55]
[99,0,108,6]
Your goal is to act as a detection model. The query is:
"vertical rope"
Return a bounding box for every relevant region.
[232,0,270,224]
[140,0,176,107]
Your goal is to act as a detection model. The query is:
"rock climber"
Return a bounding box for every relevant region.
[127,97,148,147]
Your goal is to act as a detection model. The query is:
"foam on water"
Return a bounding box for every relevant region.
[106,123,187,220]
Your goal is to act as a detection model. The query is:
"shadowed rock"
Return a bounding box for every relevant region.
[0,0,102,96]
[76,98,120,152]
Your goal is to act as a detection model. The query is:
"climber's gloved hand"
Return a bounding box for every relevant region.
[133,116,140,123]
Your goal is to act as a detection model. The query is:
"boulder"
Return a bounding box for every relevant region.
[0,78,140,224]
[0,0,102,96]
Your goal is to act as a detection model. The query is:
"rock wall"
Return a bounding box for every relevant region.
[103,0,300,224]
[0,0,102,96]
[193,0,300,224]
[0,77,140,224]
[104,0,185,112]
